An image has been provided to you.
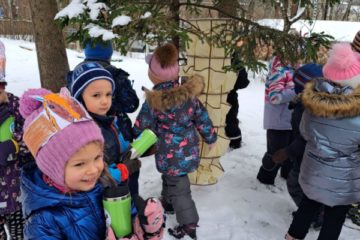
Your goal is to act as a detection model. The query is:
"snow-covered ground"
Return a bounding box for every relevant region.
[2,37,359,239]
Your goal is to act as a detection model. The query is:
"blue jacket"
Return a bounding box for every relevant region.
[299,79,360,207]
[21,162,106,240]
[90,113,130,166]
[133,76,217,176]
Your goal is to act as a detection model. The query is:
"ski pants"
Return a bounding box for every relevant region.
[288,195,350,240]
[161,174,199,225]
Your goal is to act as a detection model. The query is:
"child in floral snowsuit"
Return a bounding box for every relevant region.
[0,40,32,240]
[133,43,217,240]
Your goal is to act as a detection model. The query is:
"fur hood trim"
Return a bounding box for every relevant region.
[302,79,360,118]
[145,74,205,112]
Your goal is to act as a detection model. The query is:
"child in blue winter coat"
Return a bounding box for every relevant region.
[133,43,217,239]
[81,42,141,195]
[69,62,141,192]
[19,88,106,239]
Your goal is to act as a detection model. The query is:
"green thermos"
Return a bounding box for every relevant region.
[0,116,14,142]
[103,185,132,238]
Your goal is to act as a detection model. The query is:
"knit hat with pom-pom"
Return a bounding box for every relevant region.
[323,43,360,89]
[19,88,104,188]
[146,43,179,84]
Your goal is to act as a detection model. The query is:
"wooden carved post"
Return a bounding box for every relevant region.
[182,19,236,185]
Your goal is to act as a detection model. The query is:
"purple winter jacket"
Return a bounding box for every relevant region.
[0,92,32,216]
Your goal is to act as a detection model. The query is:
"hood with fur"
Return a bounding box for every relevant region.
[145,74,205,112]
[302,78,360,118]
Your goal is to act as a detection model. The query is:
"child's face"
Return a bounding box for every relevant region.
[82,79,112,116]
[65,141,104,192]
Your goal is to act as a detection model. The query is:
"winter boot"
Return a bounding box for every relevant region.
[229,138,241,150]
[168,223,198,239]
[311,207,324,230]
[159,197,174,215]
[285,233,302,240]
[347,203,360,226]
[257,153,278,185]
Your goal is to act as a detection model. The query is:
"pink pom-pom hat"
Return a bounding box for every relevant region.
[323,43,360,89]
[146,43,179,85]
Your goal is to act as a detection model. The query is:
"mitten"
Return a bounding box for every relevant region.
[133,195,165,239]
[272,148,288,164]
[123,158,141,175]
[0,139,18,166]
[108,163,129,183]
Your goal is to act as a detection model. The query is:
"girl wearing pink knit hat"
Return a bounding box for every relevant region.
[134,43,217,239]
[285,42,360,240]
[19,87,107,239]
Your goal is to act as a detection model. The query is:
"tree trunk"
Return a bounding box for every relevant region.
[169,0,180,49]
[29,0,69,92]
[215,0,240,18]
[323,0,329,20]
[342,0,352,21]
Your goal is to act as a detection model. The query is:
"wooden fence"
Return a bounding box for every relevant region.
[0,19,33,36]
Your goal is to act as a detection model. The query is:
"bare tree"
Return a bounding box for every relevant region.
[342,0,353,20]
[323,0,330,19]
[29,0,69,92]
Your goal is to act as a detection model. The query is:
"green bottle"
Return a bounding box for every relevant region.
[0,116,14,142]
[103,185,132,238]
[130,129,157,159]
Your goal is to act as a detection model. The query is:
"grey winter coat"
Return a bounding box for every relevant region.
[299,79,360,207]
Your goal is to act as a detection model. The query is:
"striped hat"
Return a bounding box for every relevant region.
[351,30,360,54]
[70,62,115,100]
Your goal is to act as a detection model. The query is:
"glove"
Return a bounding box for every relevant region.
[0,140,17,166]
[272,148,288,164]
[141,145,157,158]
[108,163,129,183]
[123,157,141,176]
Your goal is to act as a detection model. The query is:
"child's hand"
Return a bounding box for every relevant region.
[105,226,117,240]
[123,158,141,175]
[272,148,288,164]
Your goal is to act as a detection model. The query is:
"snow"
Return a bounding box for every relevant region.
[112,16,132,27]
[54,0,85,20]
[141,12,152,19]
[88,2,108,21]
[85,24,118,41]
[1,37,359,239]
[259,19,360,42]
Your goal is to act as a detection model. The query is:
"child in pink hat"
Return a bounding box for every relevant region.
[285,42,360,240]
[134,42,217,239]
[19,87,107,239]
